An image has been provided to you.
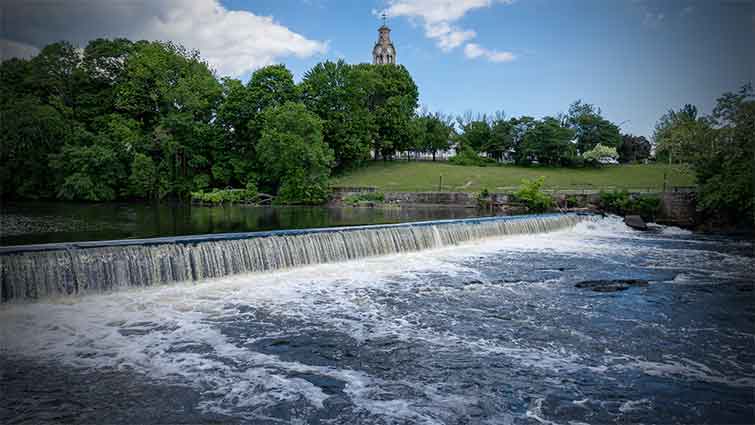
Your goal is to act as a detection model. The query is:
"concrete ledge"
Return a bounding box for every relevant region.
[0,213,587,255]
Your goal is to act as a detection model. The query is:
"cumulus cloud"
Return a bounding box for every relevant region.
[464,43,515,62]
[380,0,515,60]
[0,0,327,76]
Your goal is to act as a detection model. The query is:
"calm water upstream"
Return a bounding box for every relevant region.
[0,201,487,246]
[1,218,753,424]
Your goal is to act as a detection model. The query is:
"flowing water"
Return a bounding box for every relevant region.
[1,217,753,424]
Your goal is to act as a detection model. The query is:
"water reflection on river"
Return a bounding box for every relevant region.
[0,201,487,246]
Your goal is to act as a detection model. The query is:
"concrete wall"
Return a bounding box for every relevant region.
[658,190,697,226]
[331,187,699,225]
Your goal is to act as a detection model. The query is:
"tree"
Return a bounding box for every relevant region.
[692,85,754,222]
[583,144,619,166]
[300,60,373,171]
[350,64,419,159]
[417,113,453,161]
[0,96,69,198]
[653,104,700,163]
[519,117,576,166]
[487,118,514,162]
[257,103,334,204]
[618,134,651,163]
[456,119,491,153]
[565,100,621,154]
[115,41,223,198]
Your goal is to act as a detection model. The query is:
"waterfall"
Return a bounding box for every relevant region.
[0,214,593,302]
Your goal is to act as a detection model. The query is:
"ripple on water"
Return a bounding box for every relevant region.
[1,217,753,424]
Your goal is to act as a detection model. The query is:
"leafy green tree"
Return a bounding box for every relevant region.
[417,113,452,161]
[618,134,651,163]
[129,153,168,200]
[653,104,700,163]
[257,103,334,204]
[519,117,576,166]
[456,119,491,153]
[300,60,374,171]
[350,64,419,159]
[565,100,621,154]
[116,41,222,198]
[0,96,69,198]
[582,144,619,166]
[51,143,127,201]
[693,85,754,222]
[487,118,514,161]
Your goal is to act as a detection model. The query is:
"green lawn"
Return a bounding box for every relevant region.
[331,162,695,193]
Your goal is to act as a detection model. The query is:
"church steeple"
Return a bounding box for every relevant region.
[373,13,396,65]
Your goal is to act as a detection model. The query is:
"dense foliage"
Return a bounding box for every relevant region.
[2,38,751,223]
[0,40,418,203]
[599,190,661,221]
[513,177,553,212]
[653,85,754,223]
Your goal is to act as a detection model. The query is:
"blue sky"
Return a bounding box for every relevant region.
[1,0,752,137]
[231,0,752,138]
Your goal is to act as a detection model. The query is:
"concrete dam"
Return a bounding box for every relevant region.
[0,213,594,302]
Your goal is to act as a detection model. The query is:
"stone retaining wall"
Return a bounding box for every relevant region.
[331,187,699,226]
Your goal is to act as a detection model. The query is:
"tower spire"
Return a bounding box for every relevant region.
[373,12,396,65]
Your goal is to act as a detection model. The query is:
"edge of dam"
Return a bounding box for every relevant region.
[0,212,592,255]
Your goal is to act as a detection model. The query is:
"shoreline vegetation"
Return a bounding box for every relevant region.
[1,38,752,230]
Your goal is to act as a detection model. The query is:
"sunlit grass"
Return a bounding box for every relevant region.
[331,161,694,192]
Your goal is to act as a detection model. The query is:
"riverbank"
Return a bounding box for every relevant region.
[330,162,695,193]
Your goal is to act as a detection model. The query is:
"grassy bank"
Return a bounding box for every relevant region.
[331,162,694,193]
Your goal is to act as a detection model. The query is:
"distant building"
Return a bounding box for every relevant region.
[372,21,396,65]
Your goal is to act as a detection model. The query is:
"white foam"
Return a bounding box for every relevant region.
[1,216,750,421]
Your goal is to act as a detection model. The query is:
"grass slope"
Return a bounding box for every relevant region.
[331,162,694,193]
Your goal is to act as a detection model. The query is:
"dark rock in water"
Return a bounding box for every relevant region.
[575,279,649,293]
[624,215,648,231]
[735,283,753,292]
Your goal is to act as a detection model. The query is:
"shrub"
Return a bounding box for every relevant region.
[514,177,553,212]
[449,145,497,167]
[191,183,258,205]
[476,188,492,208]
[599,190,660,221]
[343,192,385,205]
[565,195,585,208]
[276,170,330,205]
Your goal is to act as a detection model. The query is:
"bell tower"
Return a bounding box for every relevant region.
[372,13,396,65]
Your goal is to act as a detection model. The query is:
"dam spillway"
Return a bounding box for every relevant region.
[0,213,593,302]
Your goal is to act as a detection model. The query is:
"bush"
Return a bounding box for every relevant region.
[191,183,258,205]
[582,144,619,166]
[449,145,497,167]
[599,190,660,221]
[343,192,385,205]
[514,177,553,212]
[276,170,331,205]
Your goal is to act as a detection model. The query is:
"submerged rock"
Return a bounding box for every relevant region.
[624,215,648,231]
[575,279,649,293]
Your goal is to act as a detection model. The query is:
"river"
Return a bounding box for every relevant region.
[0,201,488,246]
[0,217,753,424]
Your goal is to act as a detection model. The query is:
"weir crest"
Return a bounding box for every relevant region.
[1,213,594,302]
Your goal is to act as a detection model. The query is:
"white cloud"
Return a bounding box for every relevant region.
[381,0,515,61]
[0,0,327,76]
[464,43,514,62]
[0,39,40,61]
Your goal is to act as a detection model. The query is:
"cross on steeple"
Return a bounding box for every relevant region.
[381,12,387,26]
